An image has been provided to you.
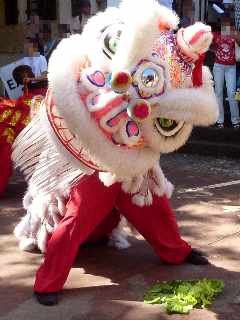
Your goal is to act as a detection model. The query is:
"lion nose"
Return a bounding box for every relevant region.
[127,100,151,122]
[109,70,132,93]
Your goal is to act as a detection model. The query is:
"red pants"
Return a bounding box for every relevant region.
[34,173,191,293]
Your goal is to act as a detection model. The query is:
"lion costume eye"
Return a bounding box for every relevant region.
[101,24,123,59]
[155,118,185,137]
[110,37,120,53]
[141,68,160,88]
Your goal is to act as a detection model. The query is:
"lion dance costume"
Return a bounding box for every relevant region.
[12,0,218,305]
[0,83,46,196]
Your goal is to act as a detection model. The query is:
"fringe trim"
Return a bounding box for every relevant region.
[12,109,89,196]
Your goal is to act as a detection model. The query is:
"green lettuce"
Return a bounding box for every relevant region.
[144,279,224,314]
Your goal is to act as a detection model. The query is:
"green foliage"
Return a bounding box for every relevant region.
[144,279,224,314]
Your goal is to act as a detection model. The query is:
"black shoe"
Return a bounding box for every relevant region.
[232,123,240,129]
[34,292,58,306]
[81,236,109,248]
[191,248,207,257]
[185,251,209,265]
[214,122,224,129]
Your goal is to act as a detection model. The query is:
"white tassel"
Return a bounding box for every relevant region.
[165,179,174,199]
[19,237,36,252]
[121,175,144,194]
[37,224,49,253]
[56,195,67,216]
[14,212,31,239]
[22,191,33,210]
[108,219,131,249]
[99,172,117,187]
[128,162,174,206]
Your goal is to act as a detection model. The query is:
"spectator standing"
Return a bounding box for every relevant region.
[212,17,240,128]
[235,0,240,31]
[25,9,40,40]
[23,38,47,79]
[39,24,58,60]
[96,0,107,11]
[71,0,91,34]
[20,37,48,95]
[24,8,43,54]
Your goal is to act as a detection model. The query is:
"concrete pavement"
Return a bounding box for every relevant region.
[0,153,240,320]
[182,126,240,158]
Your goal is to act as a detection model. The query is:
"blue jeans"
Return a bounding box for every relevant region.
[213,63,240,125]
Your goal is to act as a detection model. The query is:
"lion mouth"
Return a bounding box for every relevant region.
[155,118,185,137]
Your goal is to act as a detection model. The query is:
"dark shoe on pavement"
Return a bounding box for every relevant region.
[232,123,240,129]
[214,122,224,129]
[191,248,207,257]
[185,251,209,265]
[34,292,58,306]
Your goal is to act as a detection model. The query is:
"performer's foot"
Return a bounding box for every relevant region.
[34,292,58,306]
[81,236,109,248]
[191,248,207,257]
[185,250,209,265]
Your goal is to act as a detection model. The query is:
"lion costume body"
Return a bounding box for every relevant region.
[12,0,218,298]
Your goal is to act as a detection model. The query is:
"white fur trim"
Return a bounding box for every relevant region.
[165,179,174,199]
[99,172,118,186]
[37,225,48,253]
[151,87,218,126]
[19,238,36,252]
[121,175,144,194]
[108,224,131,249]
[14,186,69,253]
[23,191,33,210]
[132,191,153,207]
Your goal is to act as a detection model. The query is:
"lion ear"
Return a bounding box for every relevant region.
[177,22,213,61]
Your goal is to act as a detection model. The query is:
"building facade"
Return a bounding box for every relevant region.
[0,0,102,67]
[0,1,238,74]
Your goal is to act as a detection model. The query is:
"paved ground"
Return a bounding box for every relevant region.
[0,153,240,320]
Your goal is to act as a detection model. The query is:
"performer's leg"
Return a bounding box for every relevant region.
[117,192,192,264]
[85,208,121,244]
[34,174,120,294]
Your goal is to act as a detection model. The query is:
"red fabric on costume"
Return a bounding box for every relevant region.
[192,54,205,87]
[0,98,30,195]
[34,174,191,293]
[0,89,47,196]
[0,142,12,195]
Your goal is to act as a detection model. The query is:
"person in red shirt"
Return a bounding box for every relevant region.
[212,17,240,128]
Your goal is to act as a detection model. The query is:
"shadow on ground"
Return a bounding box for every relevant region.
[1,167,240,319]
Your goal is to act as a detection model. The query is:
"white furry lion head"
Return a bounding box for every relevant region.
[45,0,218,180]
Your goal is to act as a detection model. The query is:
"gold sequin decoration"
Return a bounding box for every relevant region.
[24,99,33,107]
[9,111,21,126]
[3,127,15,144]
[22,116,30,126]
[0,109,12,122]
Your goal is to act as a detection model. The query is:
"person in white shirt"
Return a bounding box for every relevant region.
[71,0,91,34]
[23,37,48,81]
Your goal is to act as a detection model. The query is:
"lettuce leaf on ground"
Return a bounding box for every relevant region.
[144,279,224,314]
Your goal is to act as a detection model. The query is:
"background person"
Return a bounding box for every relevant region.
[212,16,240,128]
[71,0,91,34]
